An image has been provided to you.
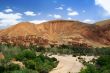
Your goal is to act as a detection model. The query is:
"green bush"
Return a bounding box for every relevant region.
[6,63,20,71]
[0,44,58,73]
[24,60,36,70]
[80,64,98,73]
[0,65,5,73]
[15,50,36,61]
[80,55,110,73]
[96,56,110,67]
[9,68,39,73]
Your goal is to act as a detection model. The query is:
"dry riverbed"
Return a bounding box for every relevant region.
[49,55,95,73]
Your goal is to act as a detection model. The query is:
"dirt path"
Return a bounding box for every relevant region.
[49,55,95,73]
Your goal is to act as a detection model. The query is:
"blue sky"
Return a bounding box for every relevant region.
[0,0,110,27]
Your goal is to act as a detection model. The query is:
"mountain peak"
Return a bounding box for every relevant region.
[15,22,34,26]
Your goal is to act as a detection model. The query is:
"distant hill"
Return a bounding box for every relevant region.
[96,19,110,26]
[0,20,110,47]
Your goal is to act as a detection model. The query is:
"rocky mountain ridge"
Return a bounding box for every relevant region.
[0,20,110,47]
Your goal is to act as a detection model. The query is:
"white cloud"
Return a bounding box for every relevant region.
[0,12,22,26]
[24,11,36,16]
[0,19,21,26]
[4,8,13,13]
[53,14,62,19]
[0,12,22,20]
[67,8,73,11]
[48,14,62,19]
[56,7,63,10]
[67,7,79,16]
[95,0,110,14]
[83,19,95,23]
[30,20,47,24]
[68,11,79,16]
[68,17,72,20]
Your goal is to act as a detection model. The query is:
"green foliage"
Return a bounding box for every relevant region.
[36,46,46,52]
[24,60,36,70]
[45,44,110,56]
[0,44,58,73]
[15,50,36,61]
[15,51,58,73]
[80,55,110,73]
[1,43,110,73]
[0,65,5,73]
[0,59,20,73]
[96,55,110,66]
[9,68,39,73]
[33,54,59,73]
[6,63,20,71]
[80,64,98,73]
[0,44,23,59]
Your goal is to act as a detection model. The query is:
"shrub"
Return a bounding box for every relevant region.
[24,60,36,70]
[96,56,110,67]
[0,44,59,73]
[9,68,39,73]
[80,64,98,73]
[80,55,110,73]
[15,50,36,61]
[6,63,20,71]
[36,46,46,52]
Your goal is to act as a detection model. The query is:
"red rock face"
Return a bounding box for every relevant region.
[0,53,4,59]
[0,20,110,47]
[0,35,49,46]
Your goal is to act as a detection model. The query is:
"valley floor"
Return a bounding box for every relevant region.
[49,55,95,73]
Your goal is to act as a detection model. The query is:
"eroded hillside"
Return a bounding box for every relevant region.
[0,20,110,47]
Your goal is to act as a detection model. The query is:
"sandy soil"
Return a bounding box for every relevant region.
[49,55,95,73]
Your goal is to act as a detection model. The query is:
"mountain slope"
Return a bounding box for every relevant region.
[96,19,110,26]
[0,22,37,36]
[0,20,110,47]
[96,19,110,45]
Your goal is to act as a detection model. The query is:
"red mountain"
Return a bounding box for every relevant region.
[0,20,110,47]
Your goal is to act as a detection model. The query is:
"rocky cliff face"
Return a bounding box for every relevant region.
[0,20,110,47]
